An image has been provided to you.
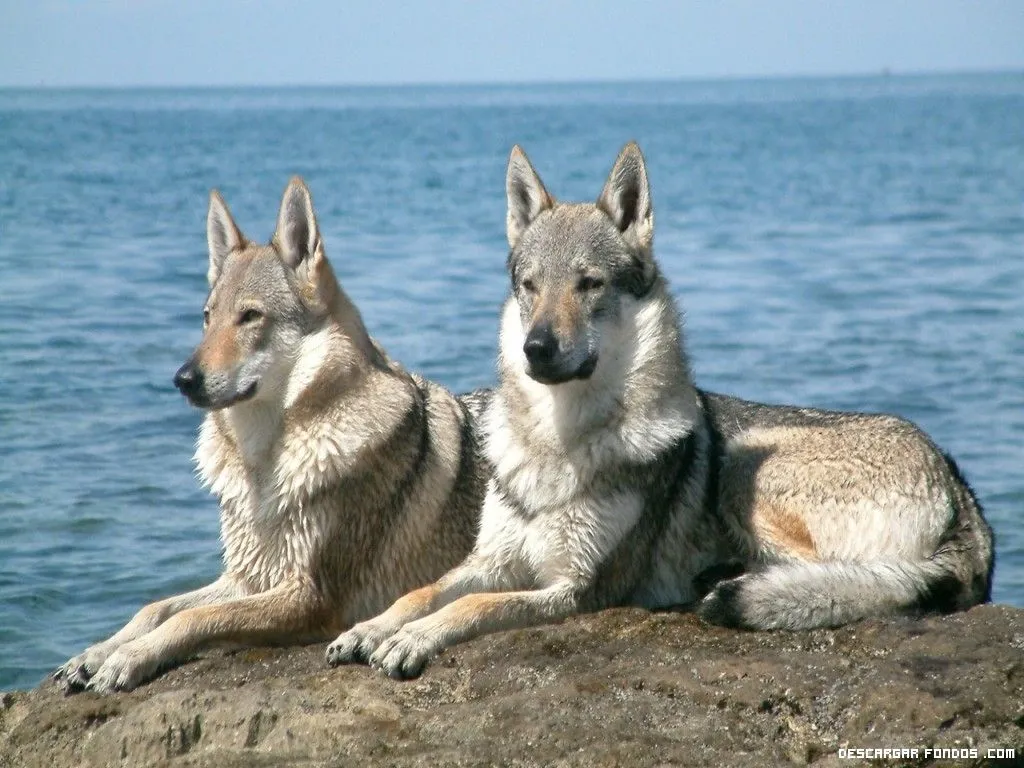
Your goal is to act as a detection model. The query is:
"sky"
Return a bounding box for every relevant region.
[0,0,1022,88]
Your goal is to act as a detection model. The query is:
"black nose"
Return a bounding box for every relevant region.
[523,325,558,366]
[173,361,203,395]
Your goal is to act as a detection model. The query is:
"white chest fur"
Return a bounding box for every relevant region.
[475,479,644,589]
[477,290,698,592]
[194,412,331,594]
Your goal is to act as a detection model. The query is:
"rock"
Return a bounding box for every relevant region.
[2,605,1022,767]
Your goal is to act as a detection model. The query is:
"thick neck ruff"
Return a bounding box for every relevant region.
[191,325,412,590]
[485,289,701,501]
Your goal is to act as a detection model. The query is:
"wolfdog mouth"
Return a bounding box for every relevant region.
[528,354,598,385]
[231,379,259,405]
[187,380,258,411]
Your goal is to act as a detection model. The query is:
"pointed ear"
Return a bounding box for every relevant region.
[506,145,554,249]
[273,176,320,270]
[597,141,653,251]
[206,190,246,286]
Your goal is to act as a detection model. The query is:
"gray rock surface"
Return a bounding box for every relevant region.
[2,605,1022,767]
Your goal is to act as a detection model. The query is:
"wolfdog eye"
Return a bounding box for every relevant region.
[202,309,210,327]
[577,276,605,292]
[521,278,537,293]
[238,308,263,325]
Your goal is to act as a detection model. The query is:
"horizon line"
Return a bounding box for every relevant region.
[2,66,1021,92]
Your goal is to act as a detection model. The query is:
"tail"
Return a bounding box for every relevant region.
[700,454,994,631]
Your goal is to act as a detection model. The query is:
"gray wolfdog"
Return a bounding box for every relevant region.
[54,178,490,693]
[327,142,994,679]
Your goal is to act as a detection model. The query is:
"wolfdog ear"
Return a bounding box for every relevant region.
[597,141,653,252]
[207,190,246,286]
[274,177,321,271]
[506,145,554,249]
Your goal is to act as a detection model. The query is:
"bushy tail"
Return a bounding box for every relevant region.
[698,559,961,630]
[700,459,994,631]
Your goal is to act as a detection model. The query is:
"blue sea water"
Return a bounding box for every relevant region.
[1,74,1022,692]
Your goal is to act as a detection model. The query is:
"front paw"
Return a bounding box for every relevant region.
[54,643,114,692]
[84,644,156,694]
[368,627,439,680]
[326,620,397,667]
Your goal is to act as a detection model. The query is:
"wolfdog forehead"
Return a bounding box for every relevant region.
[209,245,295,306]
[513,204,631,272]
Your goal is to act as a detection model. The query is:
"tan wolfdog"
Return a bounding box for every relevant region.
[327,142,993,680]
[55,178,490,692]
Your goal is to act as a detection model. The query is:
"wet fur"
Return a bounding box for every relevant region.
[55,179,490,693]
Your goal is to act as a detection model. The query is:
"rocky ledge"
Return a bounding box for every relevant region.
[2,605,1022,767]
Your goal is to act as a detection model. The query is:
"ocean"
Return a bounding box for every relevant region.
[1,73,1021,691]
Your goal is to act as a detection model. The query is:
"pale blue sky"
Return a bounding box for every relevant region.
[1,0,1022,87]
